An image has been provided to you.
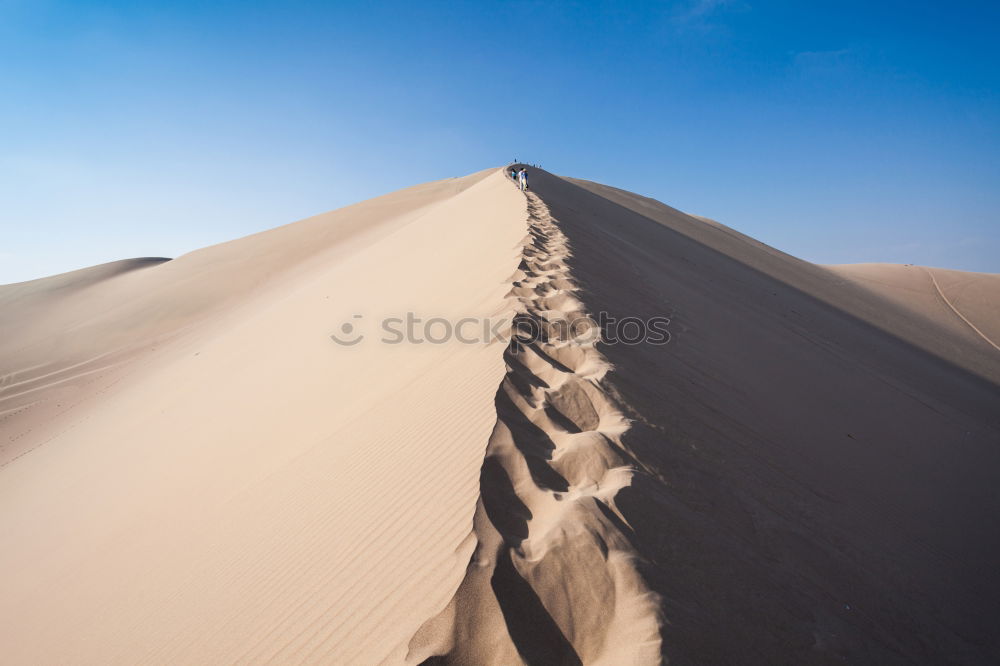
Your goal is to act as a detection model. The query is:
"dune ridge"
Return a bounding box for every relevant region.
[406,191,662,664]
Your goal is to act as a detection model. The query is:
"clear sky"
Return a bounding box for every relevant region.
[2,0,998,283]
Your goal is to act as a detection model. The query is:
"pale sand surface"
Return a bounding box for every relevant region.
[2,165,999,665]
[0,170,525,663]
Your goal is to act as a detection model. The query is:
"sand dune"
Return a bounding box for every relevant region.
[1,165,998,664]
[0,169,526,663]
[828,263,1000,353]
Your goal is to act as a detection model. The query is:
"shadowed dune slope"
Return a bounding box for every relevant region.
[528,168,1000,665]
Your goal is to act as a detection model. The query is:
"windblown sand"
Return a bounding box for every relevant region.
[1,166,998,664]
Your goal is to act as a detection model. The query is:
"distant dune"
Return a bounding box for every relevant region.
[1,166,998,664]
[827,263,1000,354]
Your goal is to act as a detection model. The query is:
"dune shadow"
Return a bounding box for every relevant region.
[480,455,532,546]
[494,387,570,493]
[491,548,582,666]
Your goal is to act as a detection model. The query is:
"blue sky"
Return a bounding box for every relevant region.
[2,0,998,283]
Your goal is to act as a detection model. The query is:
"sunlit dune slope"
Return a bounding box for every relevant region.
[0,169,526,664]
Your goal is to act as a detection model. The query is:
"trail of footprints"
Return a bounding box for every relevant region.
[410,192,661,664]
[498,193,637,544]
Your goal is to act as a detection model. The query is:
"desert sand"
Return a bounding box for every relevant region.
[1,166,998,664]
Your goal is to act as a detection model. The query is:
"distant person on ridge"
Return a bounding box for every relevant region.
[519,168,529,191]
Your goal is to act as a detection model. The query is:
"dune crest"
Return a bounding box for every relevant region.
[406,192,662,665]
